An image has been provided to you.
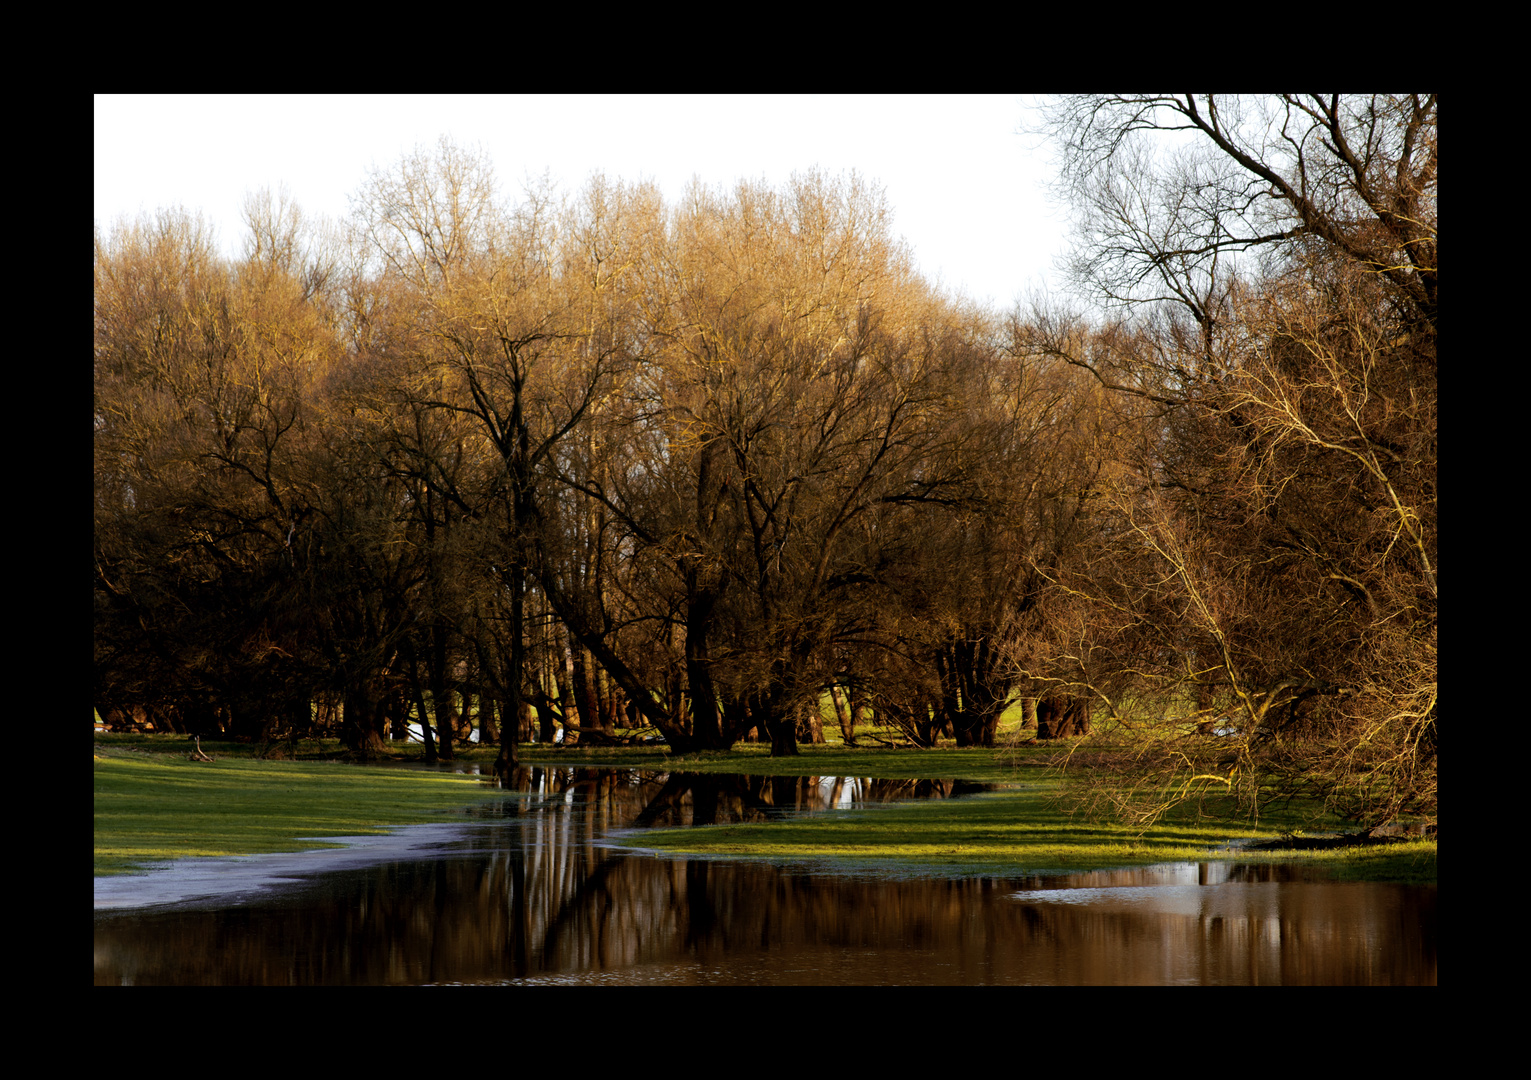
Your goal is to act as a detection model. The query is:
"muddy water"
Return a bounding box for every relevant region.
[93,768,1436,985]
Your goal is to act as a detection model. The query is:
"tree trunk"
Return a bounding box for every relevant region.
[829,684,855,745]
[538,564,694,750]
[476,689,498,745]
[685,632,723,749]
[537,696,557,745]
[796,700,824,744]
[597,665,623,734]
[766,715,799,756]
[721,697,754,748]
[341,682,385,757]
[918,701,943,747]
[757,689,799,757]
[572,645,605,736]
[537,648,559,744]
[554,627,578,745]
[403,639,438,763]
[429,624,454,761]
[493,547,526,785]
[387,686,411,741]
[1037,693,1091,739]
[850,681,872,738]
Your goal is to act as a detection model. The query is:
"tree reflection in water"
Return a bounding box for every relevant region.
[93,768,1435,985]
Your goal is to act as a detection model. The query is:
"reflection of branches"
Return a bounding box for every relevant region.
[628,772,792,829]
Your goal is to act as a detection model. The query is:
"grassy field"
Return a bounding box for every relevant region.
[620,784,1437,882]
[93,737,513,875]
[93,732,1436,883]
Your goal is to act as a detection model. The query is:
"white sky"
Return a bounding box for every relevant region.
[95,94,1071,312]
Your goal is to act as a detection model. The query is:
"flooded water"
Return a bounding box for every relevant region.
[93,768,1436,985]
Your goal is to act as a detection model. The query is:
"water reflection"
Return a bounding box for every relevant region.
[472,766,987,827]
[1006,861,1435,985]
[93,768,1435,985]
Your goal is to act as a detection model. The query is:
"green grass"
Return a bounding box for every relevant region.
[93,738,513,875]
[620,783,1436,882]
[1293,846,1438,885]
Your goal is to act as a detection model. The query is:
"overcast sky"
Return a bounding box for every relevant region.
[95,95,1072,312]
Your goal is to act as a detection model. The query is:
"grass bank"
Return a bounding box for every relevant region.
[620,784,1437,883]
[93,737,511,875]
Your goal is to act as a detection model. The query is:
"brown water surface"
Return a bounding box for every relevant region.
[93,767,1435,985]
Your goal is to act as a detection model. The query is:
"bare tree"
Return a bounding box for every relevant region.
[95,205,365,745]
[1027,95,1436,826]
[352,146,666,776]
